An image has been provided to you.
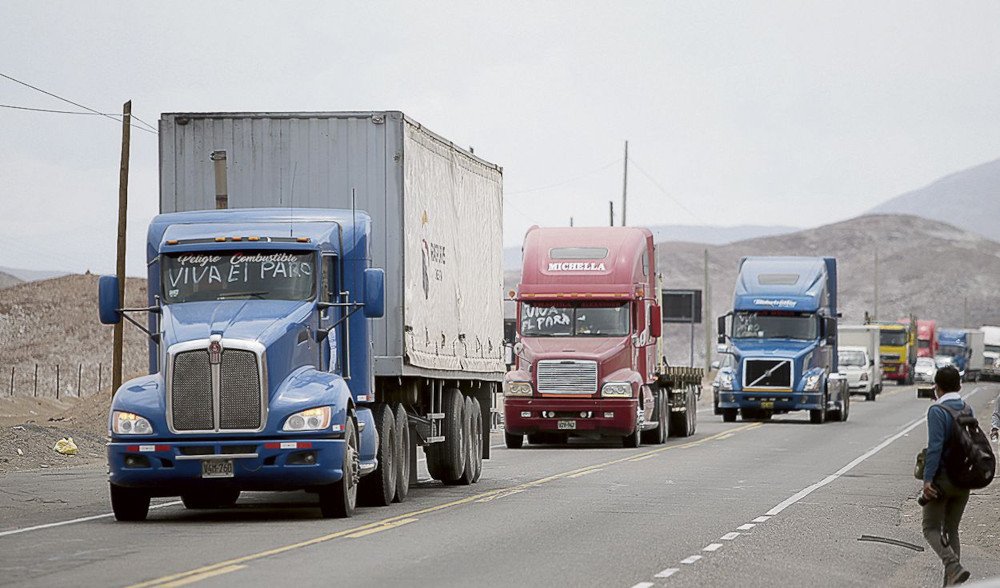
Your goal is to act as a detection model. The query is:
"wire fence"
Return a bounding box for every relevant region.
[2,363,109,399]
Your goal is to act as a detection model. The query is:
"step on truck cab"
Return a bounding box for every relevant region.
[879,320,916,385]
[99,111,503,520]
[716,256,849,424]
[503,226,701,448]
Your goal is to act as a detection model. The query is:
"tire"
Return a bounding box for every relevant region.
[740,408,757,421]
[456,397,483,485]
[687,387,697,436]
[426,388,467,481]
[842,393,850,422]
[110,483,150,522]
[866,387,876,402]
[669,387,696,437]
[393,403,410,503]
[319,417,358,518]
[505,431,524,449]
[642,389,668,445]
[622,403,641,448]
[358,404,396,507]
[810,396,827,424]
[722,408,737,423]
[181,489,240,509]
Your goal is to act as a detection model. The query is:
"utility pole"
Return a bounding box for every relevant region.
[112,100,131,396]
[873,250,879,322]
[704,249,712,372]
[620,141,629,227]
[569,216,574,227]
[609,201,614,227]
[964,296,969,328]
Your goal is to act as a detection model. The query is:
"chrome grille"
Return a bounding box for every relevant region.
[881,353,900,362]
[219,350,262,429]
[171,351,214,431]
[536,360,598,394]
[743,359,792,389]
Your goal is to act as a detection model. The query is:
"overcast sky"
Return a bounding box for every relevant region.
[2,1,999,276]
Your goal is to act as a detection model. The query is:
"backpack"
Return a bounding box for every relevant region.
[938,402,996,489]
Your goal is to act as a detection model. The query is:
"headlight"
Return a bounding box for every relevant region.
[112,411,153,435]
[803,374,823,392]
[283,406,333,431]
[718,373,734,391]
[504,381,533,397]
[860,372,868,381]
[601,382,632,397]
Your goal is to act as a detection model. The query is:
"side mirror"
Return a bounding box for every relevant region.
[649,305,662,339]
[717,315,727,345]
[98,275,122,325]
[504,343,514,366]
[363,268,385,318]
[870,359,875,367]
[711,360,720,370]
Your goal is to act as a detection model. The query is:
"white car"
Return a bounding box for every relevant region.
[914,357,937,383]
[839,346,878,401]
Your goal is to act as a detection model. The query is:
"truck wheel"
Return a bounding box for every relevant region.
[181,489,240,509]
[427,388,467,482]
[505,432,524,449]
[470,398,484,482]
[722,408,737,423]
[110,483,150,522]
[842,393,850,421]
[359,404,397,507]
[810,399,827,424]
[393,403,410,503]
[686,388,698,436]
[454,397,483,485]
[319,418,358,518]
[670,387,695,437]
[643,389,668,444]
[866,387,876,402]
[622,405,642,448]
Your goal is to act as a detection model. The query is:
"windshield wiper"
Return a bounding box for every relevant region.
[217,291,268,300]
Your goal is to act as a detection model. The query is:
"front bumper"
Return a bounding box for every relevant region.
[882,363,908,381]
[718,390,824,411]
[503,397,638,436]
[108,438,346,494]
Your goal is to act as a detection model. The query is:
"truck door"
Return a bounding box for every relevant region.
[321,254,343,373]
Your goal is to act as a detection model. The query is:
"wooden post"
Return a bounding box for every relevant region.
[77,364,83,397]
[112,100,132,396]
[56,364,60,399]
[9,366,13,396]
[609,201,614,227]
[33,364,38,397]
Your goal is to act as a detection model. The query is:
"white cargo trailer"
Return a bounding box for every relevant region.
[965,328,985,381]
[159,111,504,470]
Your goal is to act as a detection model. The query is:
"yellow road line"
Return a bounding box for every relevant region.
[345,518,418,538]
[628,454,656,462]
[128,422,760,588]
[568,467,605,478]
[157,565,245,588]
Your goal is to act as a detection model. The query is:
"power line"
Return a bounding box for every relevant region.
[0,72,157,135]
[506,159,622,195]
[0,103,120,116]
[628,158,705,223]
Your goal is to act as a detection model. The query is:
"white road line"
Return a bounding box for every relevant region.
[720,532,740,540]
[751,516,770,523]
[737,523,756,531]
[630,583,655,588]
[764,388,981,517]
[681,555,702,564]
[703,543,723,552]
[654,568,679,578]
[0,500,182,538]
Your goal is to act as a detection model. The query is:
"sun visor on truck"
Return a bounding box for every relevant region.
[733,295,820,313]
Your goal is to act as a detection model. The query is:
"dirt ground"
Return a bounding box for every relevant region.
[0,391,111,474]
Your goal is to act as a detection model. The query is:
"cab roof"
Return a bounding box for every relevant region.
[734,256,835,313]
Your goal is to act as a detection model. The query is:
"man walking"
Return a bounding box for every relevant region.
[922,365,972,586]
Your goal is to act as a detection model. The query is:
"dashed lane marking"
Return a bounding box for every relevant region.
[654,568,679,578]
[751,516,770,523]
[703,543,723,552]
[631,583,655,588]
[127,423,764,588]
[681,555,702,565]
[737,523,756,531]
[720,532,740,540]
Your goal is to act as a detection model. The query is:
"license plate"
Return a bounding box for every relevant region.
[759,401,774,409]
[557,420,577,430]
[201,459,234,478]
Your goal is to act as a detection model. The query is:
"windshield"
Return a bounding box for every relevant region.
[918,339,929,349]
[939,345,964,357]
[162,251,316,304]
[880,330,907,346]
[838,350,866,367]
[520,302,630,337]
[733,311,817,340]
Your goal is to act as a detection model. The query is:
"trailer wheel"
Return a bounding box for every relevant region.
[181,489,240,509]
[722,408,737,423]
[505,432,524,449]
[669,387,695,438]
[319,417,358,518]
[359,404,396,506]
[426,388,466,482]
[454,397,482,485]
[110,483,150,522]
[686,386,698,436]
[393,404,410,503]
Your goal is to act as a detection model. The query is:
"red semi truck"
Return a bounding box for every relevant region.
[503,226,702,448]
[916,319,938,358]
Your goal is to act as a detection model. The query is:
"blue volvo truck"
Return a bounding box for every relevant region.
[99,112,504,520]
[715,256,849,424]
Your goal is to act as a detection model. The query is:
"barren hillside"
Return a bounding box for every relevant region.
[0,271,22,290]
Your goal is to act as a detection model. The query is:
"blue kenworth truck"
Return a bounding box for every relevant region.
[715,256,848,424]
[99,112,504,520]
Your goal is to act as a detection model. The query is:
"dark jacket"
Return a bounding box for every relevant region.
[924,395,971,483]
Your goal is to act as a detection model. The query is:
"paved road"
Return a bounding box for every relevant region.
[2,384,999,587]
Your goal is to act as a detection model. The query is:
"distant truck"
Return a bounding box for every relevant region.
[99,112,503,520]
[938,328,985,381]
[838,325,882,401]
[916,319,938,358]
[981,326,1000,381]
[878,321,916,385]
[716,257,849,424]
[503,227,702,448]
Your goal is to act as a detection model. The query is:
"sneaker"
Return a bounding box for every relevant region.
[944,563,971,586]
